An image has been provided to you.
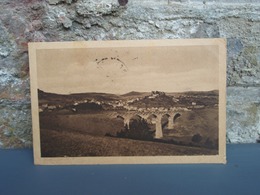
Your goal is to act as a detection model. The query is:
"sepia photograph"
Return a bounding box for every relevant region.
[29,39,226,164]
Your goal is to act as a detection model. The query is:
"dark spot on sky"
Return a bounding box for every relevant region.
[97,57,109,64]
[96,56,128,72]
[117,58,124,64]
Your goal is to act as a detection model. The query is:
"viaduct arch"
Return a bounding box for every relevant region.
[111,109,188,139]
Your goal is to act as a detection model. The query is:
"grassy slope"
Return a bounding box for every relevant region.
[40,107,219,150]
[40,129,217,157]
[173,108,218,138]
[40,113,124,136]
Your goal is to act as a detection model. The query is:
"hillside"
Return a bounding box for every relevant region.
[129,91,179,108]
[121,91,149,97]
[40,129,217,157]
[167,90,219,97]
[38,89,119,103]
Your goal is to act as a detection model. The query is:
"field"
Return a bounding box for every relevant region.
[40,129,217,157]
[38,90,219,157]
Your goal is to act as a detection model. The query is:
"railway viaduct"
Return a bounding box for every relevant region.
[108,108,190,138]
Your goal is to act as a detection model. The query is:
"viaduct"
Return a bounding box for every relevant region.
[107,108,190,139]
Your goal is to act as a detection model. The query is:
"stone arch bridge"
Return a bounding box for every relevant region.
[107,108,190,139]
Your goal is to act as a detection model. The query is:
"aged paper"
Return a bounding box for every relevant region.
[29,39,226,165]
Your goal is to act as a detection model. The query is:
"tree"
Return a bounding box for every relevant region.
[191,133,202,143]
[117,118,155,141]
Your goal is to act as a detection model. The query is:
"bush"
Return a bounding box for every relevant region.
[191,133,202,143]
[117,118,155,141]
[204,137,213,148]
[204,138,219,149]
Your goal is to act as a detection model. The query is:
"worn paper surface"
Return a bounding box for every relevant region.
[29,39,226,165]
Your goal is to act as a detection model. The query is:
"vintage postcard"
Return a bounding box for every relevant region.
[29,39,226,165]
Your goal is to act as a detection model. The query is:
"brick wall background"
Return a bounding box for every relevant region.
[0,0,259,148]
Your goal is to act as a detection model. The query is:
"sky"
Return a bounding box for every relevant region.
[36,45,219,94]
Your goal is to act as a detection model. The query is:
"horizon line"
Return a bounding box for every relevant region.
[38,88,219,95]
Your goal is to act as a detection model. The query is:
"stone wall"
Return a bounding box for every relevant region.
[0,0,259,148]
